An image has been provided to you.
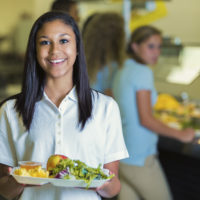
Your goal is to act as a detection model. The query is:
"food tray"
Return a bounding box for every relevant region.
[11,167,110,188]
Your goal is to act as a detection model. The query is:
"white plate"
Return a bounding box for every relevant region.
[11,167,110,188]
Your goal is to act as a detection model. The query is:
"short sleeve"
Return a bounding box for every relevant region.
[133,67,154,91]
[0,103,17,166]
[104,99,129,164]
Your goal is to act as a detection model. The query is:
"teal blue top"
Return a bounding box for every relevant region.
[113,58,158,166]
[91,63,118,93]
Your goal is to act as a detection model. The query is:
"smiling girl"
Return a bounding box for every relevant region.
[0,12,128,200]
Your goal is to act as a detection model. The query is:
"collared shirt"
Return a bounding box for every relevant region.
[113,58,158,166]
[0,87,128,200]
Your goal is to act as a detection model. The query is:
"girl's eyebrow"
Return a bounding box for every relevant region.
[60,33,71,37]
[38,35,48,39]
[38,33,71,39]
[59,33,71,37]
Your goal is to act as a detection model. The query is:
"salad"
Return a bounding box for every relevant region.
[47,155,114,188]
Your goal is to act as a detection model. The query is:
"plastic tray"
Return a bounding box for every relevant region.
[11,167,110,188]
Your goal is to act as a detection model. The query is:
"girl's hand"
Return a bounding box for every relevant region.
[96,170,114,192]
[96,164,120,198]
[178,128,195,143]
[0,164,25,200]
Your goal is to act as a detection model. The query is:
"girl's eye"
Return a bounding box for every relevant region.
[39,40,50,45]
[148,44,155,49]
[60,39,68,44]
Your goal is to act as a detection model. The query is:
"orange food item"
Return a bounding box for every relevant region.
[19,161,42,170]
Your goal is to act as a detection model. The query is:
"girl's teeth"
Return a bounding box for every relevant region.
[50,59,64,63]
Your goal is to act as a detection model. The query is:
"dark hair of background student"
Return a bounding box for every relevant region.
[51,0,80,22]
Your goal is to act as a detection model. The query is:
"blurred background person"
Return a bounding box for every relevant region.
[83,12,125,96]
[81,12,99,38]
[51,0,80,23]
[112,25,195,200]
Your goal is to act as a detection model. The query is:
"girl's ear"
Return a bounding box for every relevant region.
[131,43,138,53]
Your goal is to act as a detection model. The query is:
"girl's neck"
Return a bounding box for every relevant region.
[44,78,73,107]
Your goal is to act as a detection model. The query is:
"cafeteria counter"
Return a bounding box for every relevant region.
[158,136,200,200]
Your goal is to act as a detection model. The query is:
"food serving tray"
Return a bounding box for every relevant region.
[11,167,110,188]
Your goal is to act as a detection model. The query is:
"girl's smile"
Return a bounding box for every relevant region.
[49,58,66,65]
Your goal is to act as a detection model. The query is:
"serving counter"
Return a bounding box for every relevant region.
[158,136,200,200]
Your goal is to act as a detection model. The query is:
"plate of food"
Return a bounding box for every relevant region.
[11,155,113,188]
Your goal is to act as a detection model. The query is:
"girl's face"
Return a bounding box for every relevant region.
[132,34,162,65]
[36,19,77,81]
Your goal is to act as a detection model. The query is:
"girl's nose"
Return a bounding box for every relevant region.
[49,43,60,54]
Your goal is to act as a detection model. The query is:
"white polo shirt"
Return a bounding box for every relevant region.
[0,87,128,200]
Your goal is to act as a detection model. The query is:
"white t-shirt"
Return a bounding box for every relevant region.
[0,87,128,200]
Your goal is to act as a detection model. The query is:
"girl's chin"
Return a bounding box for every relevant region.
[149,60,157,65]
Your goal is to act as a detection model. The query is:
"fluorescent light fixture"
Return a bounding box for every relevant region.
[166,47,200,84]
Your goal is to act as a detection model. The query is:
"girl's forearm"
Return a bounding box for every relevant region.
[0,175,24,200]
[0,164,24,200]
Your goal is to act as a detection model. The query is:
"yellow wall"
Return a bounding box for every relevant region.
[0,0,34,35]
[34,0,54,19]
[152,0,200,44]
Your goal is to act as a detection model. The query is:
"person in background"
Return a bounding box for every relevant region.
[51,0,80,23]
[0,11,128,200]
[83,12,125,96]
[81,12,99,38]
[112,25,195,200]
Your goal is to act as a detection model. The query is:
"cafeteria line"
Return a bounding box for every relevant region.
[1,0,200,200]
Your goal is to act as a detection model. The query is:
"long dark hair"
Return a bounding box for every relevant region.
[1,11,92,130]
[127,25,161,64]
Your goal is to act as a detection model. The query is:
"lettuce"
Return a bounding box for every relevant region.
[50,158,114,188]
